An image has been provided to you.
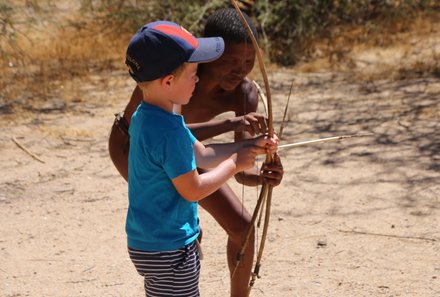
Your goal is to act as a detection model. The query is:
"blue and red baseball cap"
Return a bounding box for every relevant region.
[126,21,225,82]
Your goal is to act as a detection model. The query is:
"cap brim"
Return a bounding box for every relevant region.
[188,37,225,63]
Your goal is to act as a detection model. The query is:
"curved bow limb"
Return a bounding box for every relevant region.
[231,182,269,278]
[230,1,273,138]
[248,184,273,293]
[231,1,275,295]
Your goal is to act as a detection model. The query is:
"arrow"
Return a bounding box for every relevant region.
[278,133,374,149]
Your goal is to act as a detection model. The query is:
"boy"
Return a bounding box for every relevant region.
[124,21,278,296]
[109,9,284,296]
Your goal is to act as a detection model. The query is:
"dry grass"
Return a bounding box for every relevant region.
[296,15,440,81]
[2,22,129,77]
[1,4,131,109]
[1,2,439,114]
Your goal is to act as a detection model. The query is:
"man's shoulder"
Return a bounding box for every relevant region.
[237,77,258,104]
[239,77,257,93]
[223,78,259,114]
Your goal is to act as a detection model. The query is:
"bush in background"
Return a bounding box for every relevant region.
[0,0,439,106]
[85,0,439,65]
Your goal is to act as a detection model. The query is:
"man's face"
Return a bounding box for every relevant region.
[204,42,256,90]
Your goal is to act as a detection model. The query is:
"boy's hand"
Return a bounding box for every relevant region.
[233,112,268,136]
[233,134,278,172]
[251,134,279,155]
[260,153,284,187]
[233,146,265,172]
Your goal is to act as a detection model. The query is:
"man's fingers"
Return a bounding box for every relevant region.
[254,114,268,134]
[244,126,256,136]
[260,167,283,186]
[257,116,268,133]
[260,169,283,179]
[273,152,281,164]
[262,177,282,186]
[244,113,268,135]
[262,155,283,170]
[248,118,261,134]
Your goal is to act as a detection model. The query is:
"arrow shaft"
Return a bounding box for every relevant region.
[278,134,373,149]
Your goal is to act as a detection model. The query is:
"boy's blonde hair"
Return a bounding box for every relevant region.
[138,63,187,92]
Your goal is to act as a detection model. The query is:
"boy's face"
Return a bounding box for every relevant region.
[170,63,199,105]
[203,42,256,91]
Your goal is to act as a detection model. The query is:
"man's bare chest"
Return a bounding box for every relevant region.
[183,95,237,123]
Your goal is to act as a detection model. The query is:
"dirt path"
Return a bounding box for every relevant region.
[0,67,439,296]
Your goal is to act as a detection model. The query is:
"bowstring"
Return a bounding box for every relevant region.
[241,29,247,252]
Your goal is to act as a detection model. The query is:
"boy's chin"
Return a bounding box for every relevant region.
[181,98,191,105]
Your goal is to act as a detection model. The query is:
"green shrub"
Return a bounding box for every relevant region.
[84,0,439,65]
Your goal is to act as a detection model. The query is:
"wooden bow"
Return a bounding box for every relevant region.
[230,1,276,295]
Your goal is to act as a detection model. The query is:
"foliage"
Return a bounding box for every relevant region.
[0,0,438,106]
[82,0,439,65]
[81,0,230,34]
[249,0,439,65]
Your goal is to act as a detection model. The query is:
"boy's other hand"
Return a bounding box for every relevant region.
[233,112,268,136]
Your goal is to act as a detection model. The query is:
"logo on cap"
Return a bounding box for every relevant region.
[126,54,141,71]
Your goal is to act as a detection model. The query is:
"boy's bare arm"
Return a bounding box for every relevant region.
[172,144,269,202]
[172,159,237,202]
[193,137,277,169]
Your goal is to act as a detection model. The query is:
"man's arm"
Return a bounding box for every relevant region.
[232,79,268,186]
[231,79,285,187]
[186,112,267,141]
[108,85,143,181]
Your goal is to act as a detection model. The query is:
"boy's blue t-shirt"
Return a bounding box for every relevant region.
[127,101,199,252]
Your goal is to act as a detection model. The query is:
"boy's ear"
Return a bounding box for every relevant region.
[160,74,174,87]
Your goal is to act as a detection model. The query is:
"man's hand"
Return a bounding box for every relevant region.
[260,153,284,187]
[233,112,268,136]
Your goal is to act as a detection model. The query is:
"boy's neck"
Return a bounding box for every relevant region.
[142,94,174,113]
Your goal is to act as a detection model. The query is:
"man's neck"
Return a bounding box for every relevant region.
[195,76,225,96]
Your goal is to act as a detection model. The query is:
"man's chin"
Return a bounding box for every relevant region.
[221,80,241,91]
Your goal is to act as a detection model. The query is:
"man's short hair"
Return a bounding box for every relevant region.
[203,8,259,44]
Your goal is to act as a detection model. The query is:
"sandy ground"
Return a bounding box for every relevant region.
[0,64,439,297]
